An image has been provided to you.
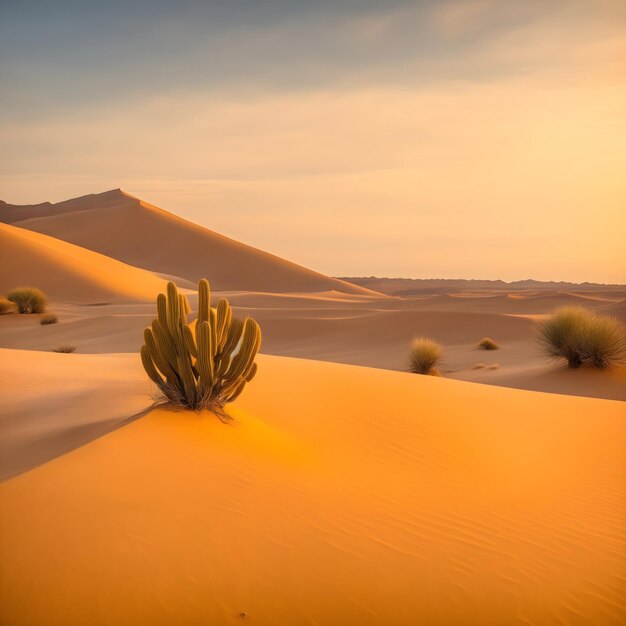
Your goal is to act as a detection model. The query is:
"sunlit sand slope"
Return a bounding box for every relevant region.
[1,189,377,295]
[1,355,624,625]
[0,222,168,302]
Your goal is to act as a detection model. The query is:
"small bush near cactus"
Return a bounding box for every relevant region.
[0,298,15,314]
[409,338,443,376]
[7,287,47,314]
[478,337,499,350]
[40,314,58,325]
[140,279,261,414]
[536,307,626,369]
[53,345,76,353]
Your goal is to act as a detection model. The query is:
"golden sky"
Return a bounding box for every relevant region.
[1,0,625,282]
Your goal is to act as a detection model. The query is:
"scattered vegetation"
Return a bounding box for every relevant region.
[53,345,76,353]
[0,297,16,315]
[408,337,443,376]
[472,363,485,369]
[40,313,58,325]
[7,287,47,314]
[140,280,261,414]
[536,307,626,369]
[478,337,499,350]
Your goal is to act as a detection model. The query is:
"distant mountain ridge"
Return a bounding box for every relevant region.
[339,276,626,296]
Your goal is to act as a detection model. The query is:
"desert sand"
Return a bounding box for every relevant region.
[1,191,625,625]
[0,221,168,302]
[1,189,374,294]
[1,352,625,625]
[2,191,625,399]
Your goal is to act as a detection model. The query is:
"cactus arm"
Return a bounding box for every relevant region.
[183,324,198,358]
[245,362,258,382]
[224,318,261,384]
[220,316,244,358]
[177,353,197,404]
[216,299,232,350]
[196,321,215,396]
[144,328,177,380]
[223,378,247,404]
[209,308,218,358]
[152,320,178,371]
[198,279,210,324]
[141,345,166,389]
[166,282,180,332]
[157,293,167,326]
[179,294,191,324]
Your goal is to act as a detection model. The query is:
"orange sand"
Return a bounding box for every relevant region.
[1,189,376,295]
[1,353,624,625]
[0,221,167,302]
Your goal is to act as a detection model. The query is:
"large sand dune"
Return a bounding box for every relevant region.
[0,222,168,303]
[1,190,376,295]
[1,350,624,625]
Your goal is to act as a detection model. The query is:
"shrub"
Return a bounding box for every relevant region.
[40,314,58,325]
[478,337,499,350]
[0,298,15,315]
[140,280,261,414]
[53,345,76,353]
[536,307,626,369]
[408,337,443,375]
[7,287,46,314]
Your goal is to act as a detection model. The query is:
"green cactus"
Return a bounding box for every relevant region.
[140,279,261,414]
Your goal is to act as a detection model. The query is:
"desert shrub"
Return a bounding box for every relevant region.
[53,345,76,353]
[536,307,626,369]
[478,337,499,350]
[7,287,47,314]
[0,297,15,314]
[140,280,261,414]
[408,337,443,376]
[40,313,58,325]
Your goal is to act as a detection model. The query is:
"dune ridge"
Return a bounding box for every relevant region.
[1,190,378,295]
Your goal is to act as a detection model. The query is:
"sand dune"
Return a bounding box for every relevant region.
[0,349,152,481]
[1,351,624,625]
[1,190,377,295]
[2,289,624,400]
[0,222,168,303]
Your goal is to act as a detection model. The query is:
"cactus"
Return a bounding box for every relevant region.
[140,279,261,414]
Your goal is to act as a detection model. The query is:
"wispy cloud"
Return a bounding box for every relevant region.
[1,0,624,281]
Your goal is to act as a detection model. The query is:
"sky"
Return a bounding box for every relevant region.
[1,0,625,283]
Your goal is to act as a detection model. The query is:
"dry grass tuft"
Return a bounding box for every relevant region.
[536,307,626,370]
[409,338,443,376]
[478,337,499,350]
[7,287,47,314]
[40,313,58,325]
[53,345,76,353]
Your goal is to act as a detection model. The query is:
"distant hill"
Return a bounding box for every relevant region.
[338,277,626,296]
